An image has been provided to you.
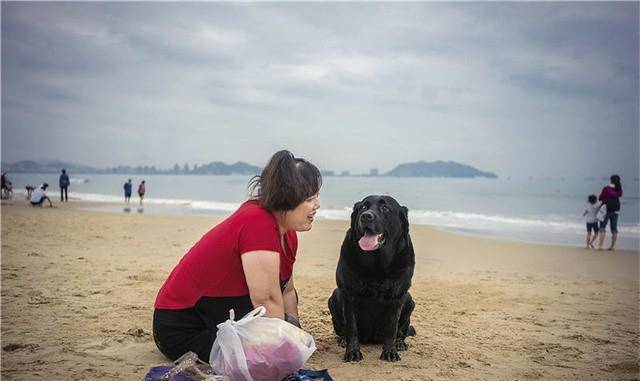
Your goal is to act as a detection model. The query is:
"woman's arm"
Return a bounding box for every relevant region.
[241,250,284,319]
[283,276,299,320]
[598,187,607,202]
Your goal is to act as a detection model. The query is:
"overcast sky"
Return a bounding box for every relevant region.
[2,2,638,177]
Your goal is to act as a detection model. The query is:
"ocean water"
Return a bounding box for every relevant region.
[6,173,639,251]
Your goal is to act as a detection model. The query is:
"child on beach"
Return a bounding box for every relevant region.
[582,195,599,249]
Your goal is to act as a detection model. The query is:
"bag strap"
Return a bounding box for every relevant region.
[229,306,267,325]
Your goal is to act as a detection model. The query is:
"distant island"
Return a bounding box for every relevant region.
[3,159,497,178]
[385,161,498,178]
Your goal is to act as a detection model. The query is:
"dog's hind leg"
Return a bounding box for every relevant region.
[328,288,346,345]
[396,292,415,351]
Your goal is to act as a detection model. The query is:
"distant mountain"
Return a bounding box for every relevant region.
[4,159,495,178]
[192,161,260,175]
[385,161,497,178]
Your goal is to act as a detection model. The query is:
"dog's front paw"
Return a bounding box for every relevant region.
[343,348,363,362]
[395,338,408,351]
[380,348,401,362]
[337,336,346,347]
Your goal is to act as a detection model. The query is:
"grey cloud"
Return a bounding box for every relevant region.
[1,2,638,178]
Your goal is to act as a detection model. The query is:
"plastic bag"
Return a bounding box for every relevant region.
[209,307,316,381]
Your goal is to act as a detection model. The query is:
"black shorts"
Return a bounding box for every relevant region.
[153,279,290,362]
[30,197,45,206]
[153,295,254,362]
[586,222,599,234]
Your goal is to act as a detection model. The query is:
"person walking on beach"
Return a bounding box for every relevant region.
[123,179,133,204]
[582,194,599,249]
[137,180,146,205]
[30,183,53,208]
[597,174,623,251]
[153,150,321,362]
[59,169,70,202]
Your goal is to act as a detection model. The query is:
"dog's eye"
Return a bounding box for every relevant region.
[359,204,368,211]
[380,205,389,212]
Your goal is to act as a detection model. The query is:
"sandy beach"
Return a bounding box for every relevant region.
[1,200,638,380]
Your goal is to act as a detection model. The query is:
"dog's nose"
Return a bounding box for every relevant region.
[361,211,375,221]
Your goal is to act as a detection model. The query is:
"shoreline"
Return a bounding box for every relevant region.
[2,200,640,284]
[7,196,638,252]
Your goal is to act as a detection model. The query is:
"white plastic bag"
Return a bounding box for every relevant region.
[209,306,316,381]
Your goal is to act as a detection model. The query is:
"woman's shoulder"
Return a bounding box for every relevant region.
[232,200,277,224]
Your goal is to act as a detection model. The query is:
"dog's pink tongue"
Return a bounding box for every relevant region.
[358,234,379,251]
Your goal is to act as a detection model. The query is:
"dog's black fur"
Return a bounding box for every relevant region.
[328,195,415,362]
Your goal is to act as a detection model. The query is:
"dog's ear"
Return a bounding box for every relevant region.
[350,201,362,228]
[399,206,409,237]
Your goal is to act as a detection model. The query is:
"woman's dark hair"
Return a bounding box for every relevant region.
[248,150,322,212]
[610,174,622,193]
[588,194,597,204]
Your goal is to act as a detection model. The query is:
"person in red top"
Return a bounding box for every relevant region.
[597,174,623,251]
[153,150,322,361]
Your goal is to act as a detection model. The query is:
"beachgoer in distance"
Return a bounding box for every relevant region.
[1,171,12,200]
[30,183,53,208]
[597,174,623,251]
[1,171,6,199]
[124,179,133,204]
[25,185,35,201]
[59,169,70,202]
[152,150,321,361]
[582,194,599,249]
[5,180,13,199]
[138,180,146,205]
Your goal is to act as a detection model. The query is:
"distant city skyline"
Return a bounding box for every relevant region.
[2,2,638,178]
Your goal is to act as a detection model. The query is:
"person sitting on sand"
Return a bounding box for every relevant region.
[30,183,53,208]
[582,194,599,249]
[597,175,623,251]
[153,150,321,362]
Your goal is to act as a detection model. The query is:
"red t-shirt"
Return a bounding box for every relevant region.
[155,200,298,310]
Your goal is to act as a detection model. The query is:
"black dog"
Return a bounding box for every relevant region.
[328,195,415,362]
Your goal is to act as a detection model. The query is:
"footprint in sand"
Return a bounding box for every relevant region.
[2,343,39,352]
[602,361,640,375]
[562,334,613,345]
[28,295,52,305]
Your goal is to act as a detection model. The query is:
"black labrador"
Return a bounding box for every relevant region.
[328,195,415,362]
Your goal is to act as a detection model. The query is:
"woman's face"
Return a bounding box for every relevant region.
[284,194,321,232]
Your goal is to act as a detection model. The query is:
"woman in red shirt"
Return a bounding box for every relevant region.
[153,150,322,361]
